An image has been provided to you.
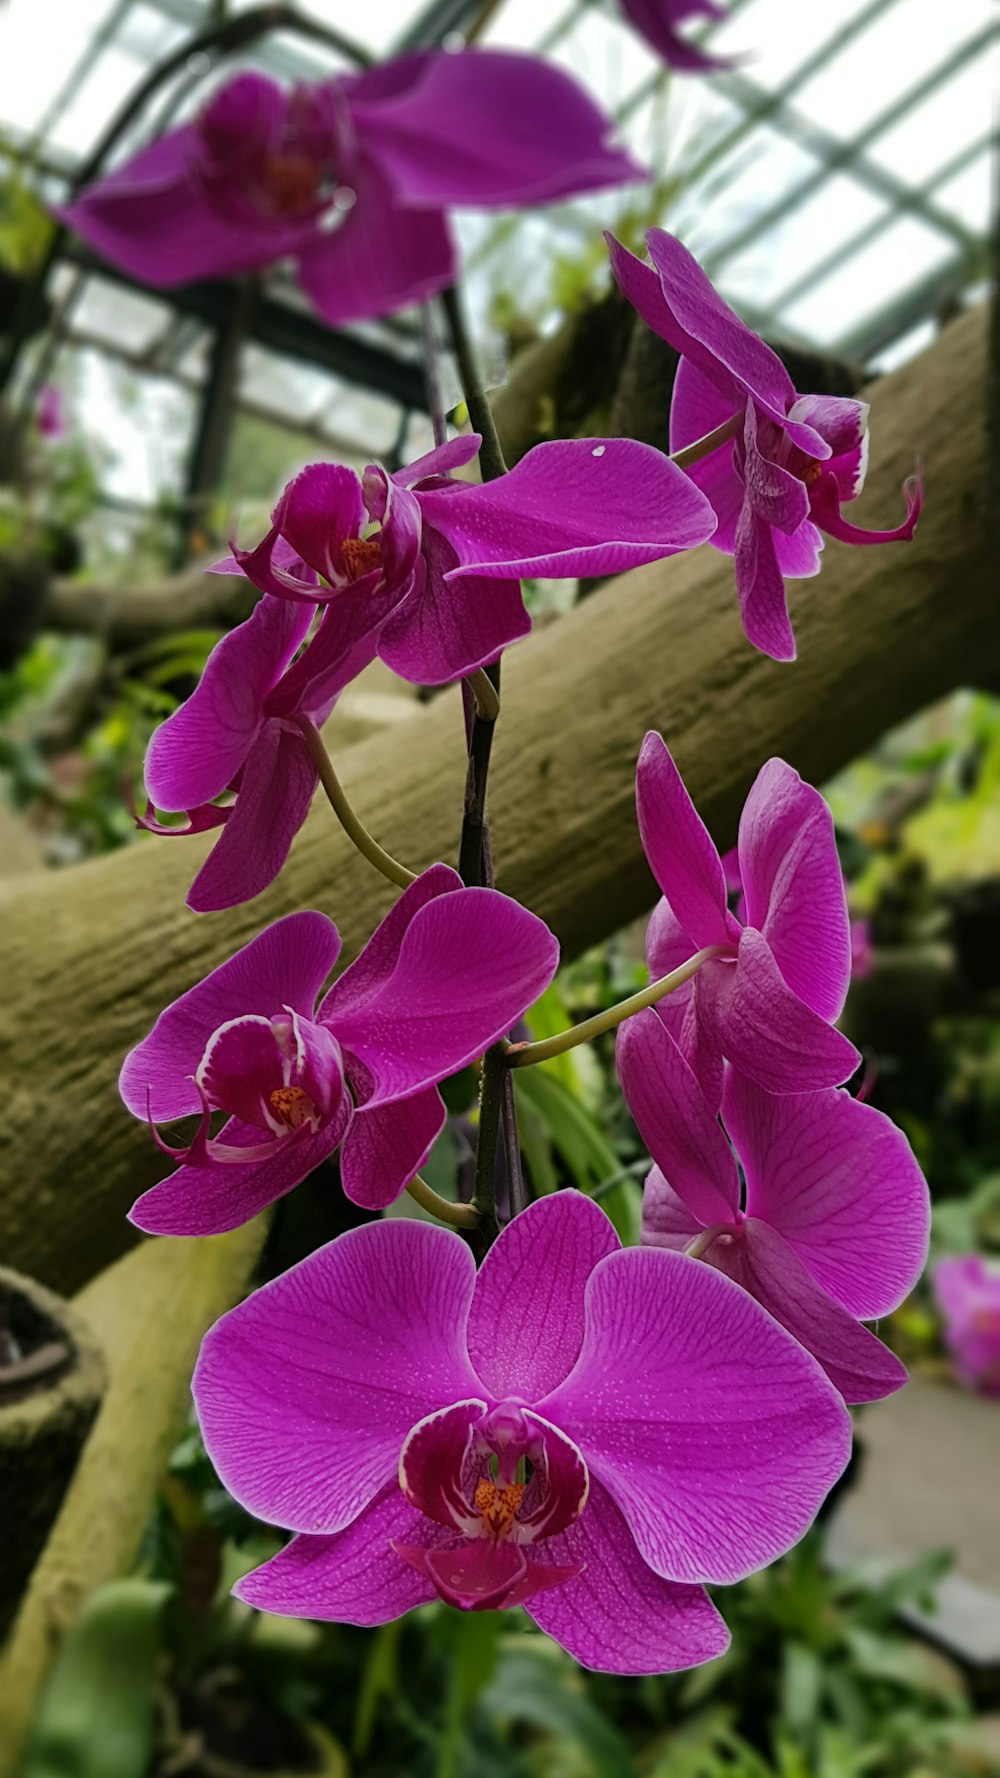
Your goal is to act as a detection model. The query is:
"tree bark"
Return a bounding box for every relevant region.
[0,307,992,1294]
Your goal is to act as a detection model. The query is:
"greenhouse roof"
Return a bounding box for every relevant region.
[0,0,994,501]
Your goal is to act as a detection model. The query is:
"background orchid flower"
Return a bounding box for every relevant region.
[637,733,860,1104]
[721,845,875,980]
[233,434,718,686]
[61,54,643,327]
[608,228,921,660]
[193,1191,849,1671]
[933,1256,1000,1395]
[618,0,730,72]
[119,867,559,1233]
[138,586,387,911]
[619,1009,929,1401]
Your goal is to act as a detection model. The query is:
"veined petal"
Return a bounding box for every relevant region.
[395,434,482,484]
[715,1220,908,1404]
[723,1073,930,1319]
[193,1219,480,1534]
[399,1398,489,1535]
[128,1117,342,1236]
[144,597,311,810]
[698,929,860,1093]
[788,394,869,500]
[339,1086,446,1210]
[351,50,643,208]
[119,911,341,1124]
[743,401,810,536]
[539,1245,851,1585]
[266,595,389,723]
[467,1191,620,1402]
[528,1479,729,1675]
[738,758,851,1022]
[235,1486,445,1623]
[269,463,366,583]
[421,438,716,580]
[323,886,559,1105]
[635,732,734,948]
[641,1164,705,1251]
[319,864,461,1026]
[617,1010,739,1227]
[734,496,797,662]
[186,723,318,913]
[377,530,530,686]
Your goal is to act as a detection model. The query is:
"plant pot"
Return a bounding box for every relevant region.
[0,1266,106,1643]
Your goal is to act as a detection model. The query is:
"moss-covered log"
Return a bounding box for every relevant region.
[0,308,992,1295]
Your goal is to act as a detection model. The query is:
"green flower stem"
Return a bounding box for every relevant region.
[505,945,727,1068]
[406,1175,480,1230]
[671,410,743,470]
[296,716,416,891]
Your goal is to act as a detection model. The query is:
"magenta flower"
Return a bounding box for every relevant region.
[60,55,642,327]
[608,228,921,660]
[619,1010,929,1401]
[230,433,718,687]
[618,0,730,72]
[933,1256,1000,1396]
[119,867,558,1231]
[721,847,875,982]
[193,1191,849,1671]
[36,383,67,441]
[137,585,388,912]
[637,733,860,1104]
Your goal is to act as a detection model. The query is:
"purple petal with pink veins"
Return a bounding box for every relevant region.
[296,158,457,328]
[774,515,824,579]
[738,758,851,1023]
[399,1399,489,1534]
[722,1072,929,1319]
[324,886,559,1105]
[119,911,341,1124]
[742,402,811,536]
[230,527,322,603]
[395,434,482,485]
[376,529,530,685]
[268,463,366,583]
[265,595,389,724]
[467,1191,620,1402]
[363,469,423,588]
[697,928,860,1093]
[338,1086,446,1210]
[635,732,736,949]
[196,1014,288,1128]
[351,50,644,209]
[144,597,311,810]
[528,1480,729,1675]
[539,1245,851,1585]
[186,722,318,913]
[641,1165,705,1250]
[713,1219,908,1404]
[788,394,870,498]
[402,1539,535,1612]
[646,897,697,978]
[515,1410,590,1542]
[193,1219,481,1534]
[734,498,797,662]
[810,469,922,547]
[235,1487,445,1623]
[420,438,717,580]
[320,865,461,1026]
[617,1009,740,1226]
[128,1117,342,1236]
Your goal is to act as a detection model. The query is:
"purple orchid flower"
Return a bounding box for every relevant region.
[636,733,861,1105]
[137,582,388,912]
[36,383,67,441]
[229,432,719,687]
[60,55,642,327]
[608,228,922,660]
[933,1256,1000,1396]
[619,1011,930,1402]
[119,867,559,1231]
[618,0,730,72]
[192,1190,849,1670]
[721,846,875,981]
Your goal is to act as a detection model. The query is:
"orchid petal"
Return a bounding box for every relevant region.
[128,1117,343,1236]
[269,463,365,583]
[319,864,461,1026]
[377,530,530,685]
[635,732,734,948]
[734,495,797,662]
[742,402,811,536]
[738,758,851,1023]
[144,597,310,810]
[396,434,482,485]
[296,158,456,327]
[235,1486,444,1623]
[714,1220,908,1404]
[528,1479,729,1674]
[722,1073,930,1319]
[339,1086,446,1210]
[540,1245,851,1584]
[641,1164,705,1251]
[467,1191,620,1401]
[265,595,388,723]
[421,438,717,580]
[698,930,860,1093]
[120,912,340,1123]
[617,1009,739,1226]
[193,1219,480,1534]
[186,722,318,913]
[810,468,922,547]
